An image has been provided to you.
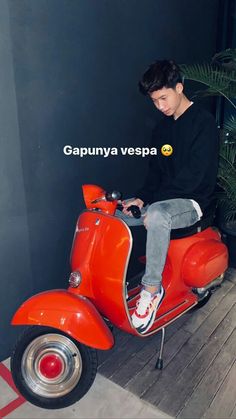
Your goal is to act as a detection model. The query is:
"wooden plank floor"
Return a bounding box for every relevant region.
[98,268,236,418]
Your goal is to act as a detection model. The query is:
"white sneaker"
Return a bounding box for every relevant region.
[131,287,165,334]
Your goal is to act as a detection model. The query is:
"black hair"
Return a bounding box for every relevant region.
[139,59,183,95]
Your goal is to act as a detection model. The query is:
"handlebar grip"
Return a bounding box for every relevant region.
[127,205,141,219]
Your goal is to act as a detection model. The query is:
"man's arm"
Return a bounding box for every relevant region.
[135,126,162,205]
[163,117,219,197]
[122,155,160,217]
[135,157,161,205]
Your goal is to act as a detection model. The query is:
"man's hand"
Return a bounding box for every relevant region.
[122,198,144,217]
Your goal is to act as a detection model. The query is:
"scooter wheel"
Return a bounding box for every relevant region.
[11,326,98,409]
[194,290,212,310]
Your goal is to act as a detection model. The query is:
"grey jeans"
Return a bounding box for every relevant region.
[116,198,200,292]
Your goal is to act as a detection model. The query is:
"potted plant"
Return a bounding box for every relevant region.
[181,49,236,267]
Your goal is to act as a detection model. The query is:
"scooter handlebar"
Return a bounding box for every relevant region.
[84,185,141,218]
[126,205,141,218]
[117,203,141,219]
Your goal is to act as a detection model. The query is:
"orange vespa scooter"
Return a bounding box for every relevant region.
[10,184,228,409]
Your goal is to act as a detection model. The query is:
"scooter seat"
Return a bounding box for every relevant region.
[170,199,217,240]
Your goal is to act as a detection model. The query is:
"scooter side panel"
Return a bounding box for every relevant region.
[162,227,227,302]
[182,239,228,287]
[11,290,114,350]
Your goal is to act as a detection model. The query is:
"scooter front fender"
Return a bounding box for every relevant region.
[11,290,114,350]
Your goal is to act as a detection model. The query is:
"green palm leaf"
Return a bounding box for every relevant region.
[180,63,236,108]
[181,63,229,88]
[182,49,236,222]
[224,116,236,137]
[213,48,236,66]
[217,142,236,220]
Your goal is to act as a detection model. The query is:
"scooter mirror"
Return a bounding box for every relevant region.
[105,191,122,201]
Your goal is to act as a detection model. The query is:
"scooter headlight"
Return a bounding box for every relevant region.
[69,271,82,288]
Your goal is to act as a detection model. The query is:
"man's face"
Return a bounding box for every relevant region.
[149,83,183,116]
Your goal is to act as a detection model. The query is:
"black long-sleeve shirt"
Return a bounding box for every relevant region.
[136,103,219,212]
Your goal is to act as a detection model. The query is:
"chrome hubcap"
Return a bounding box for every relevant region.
[21,333,82,398]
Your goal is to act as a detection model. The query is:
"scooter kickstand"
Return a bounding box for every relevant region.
[155,327,165,370]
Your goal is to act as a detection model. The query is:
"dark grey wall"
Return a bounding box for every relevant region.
[0,0,32,359]
[1,0,219,360]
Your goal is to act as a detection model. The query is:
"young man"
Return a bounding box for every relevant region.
[119,59,219,334]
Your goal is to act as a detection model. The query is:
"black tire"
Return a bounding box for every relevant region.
[194,290,212,310]
[11,326,98,409]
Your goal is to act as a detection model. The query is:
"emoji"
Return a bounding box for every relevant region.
[161,144,173,156]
